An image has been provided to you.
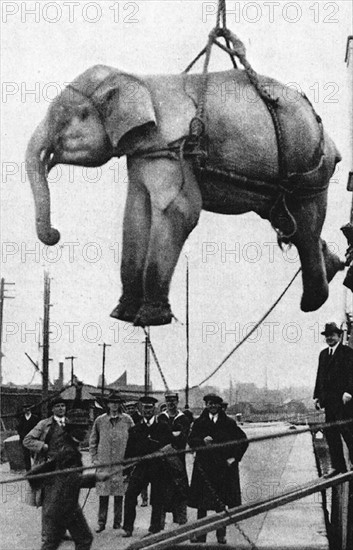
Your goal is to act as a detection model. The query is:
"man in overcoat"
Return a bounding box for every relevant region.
[89,390,133,532]
[27,408,109,550]
[313,322,353,476]
[122,396,172,537]
[17,404,40,471]
[158,391,190,525]
[188,393,248,544]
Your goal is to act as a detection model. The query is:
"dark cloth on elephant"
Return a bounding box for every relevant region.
[27,434,97,550]
[123,418,172,533]
[313,343,353,471]
[188,409,248,511]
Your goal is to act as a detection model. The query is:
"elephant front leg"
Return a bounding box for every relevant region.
[110,177,151,322]
[133,161,202,326]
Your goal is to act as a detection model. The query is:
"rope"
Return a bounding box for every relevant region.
[3,417,353,487]
[143,328,169,391]
[194,267,301,387]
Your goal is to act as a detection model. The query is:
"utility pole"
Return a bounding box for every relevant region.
[0,278,15,385]
[99,343,111,398]
[144,328,150,396]
[65,356,77,385]
[185,255,190,407]
[42,271,51,417]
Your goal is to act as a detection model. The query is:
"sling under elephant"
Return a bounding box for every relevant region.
[26,63,343,327]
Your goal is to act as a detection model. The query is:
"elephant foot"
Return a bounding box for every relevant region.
[321,241,345,282]
[110,296,141,323]
[300,285,329,312]
[133,302,173,327]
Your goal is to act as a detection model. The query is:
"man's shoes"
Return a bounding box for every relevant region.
[95,525,105,533]
[217,537,227,544]
[122,530,132,538]
[323,468,346,478]
[113,523,121,530]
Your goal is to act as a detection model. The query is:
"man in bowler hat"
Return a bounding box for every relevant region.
[122,396,172,537]
[314,322,353,476]
[188,393,248,544]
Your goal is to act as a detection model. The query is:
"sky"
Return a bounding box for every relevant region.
[1,0,352,394]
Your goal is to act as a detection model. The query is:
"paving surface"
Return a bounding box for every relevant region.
[0,422,329,549]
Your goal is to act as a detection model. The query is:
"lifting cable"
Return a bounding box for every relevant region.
[143,328,170,391]
[184,0,299,240]
[193,267,301,388]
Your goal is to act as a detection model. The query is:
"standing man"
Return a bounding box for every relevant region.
[27,408,109,550]
[188,393,248,545]
[158,391,190,525]
[122,396,172,537]
[125,401,142,425]
[23,396,68,466]
[17,404,39,471]
[313,322,353,476]
[89,390,133,533]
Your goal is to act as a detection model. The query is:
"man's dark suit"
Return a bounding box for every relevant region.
[313,343,353,471]
[17,413,40,471]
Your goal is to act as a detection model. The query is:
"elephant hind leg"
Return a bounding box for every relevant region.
[321,240,345,283]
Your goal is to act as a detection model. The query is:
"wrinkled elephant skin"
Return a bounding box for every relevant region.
[26,65,343,326]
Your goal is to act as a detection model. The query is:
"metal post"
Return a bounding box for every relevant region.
[99,343,111,398]
[144,328,150,396]
[65,356,77,385]
[42,271,50,417]
[0,278,15,385]
[185,256,190,407]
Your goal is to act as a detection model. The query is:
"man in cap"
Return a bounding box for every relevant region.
[23,395,68,466]
[125,400,142,425]
[122,396,172,537]
[314,322,353,476]
[188,393,248,544]
[89,390,133,533]
[17,404,40,471]
[28,409,109,550]
[158,391,190,525]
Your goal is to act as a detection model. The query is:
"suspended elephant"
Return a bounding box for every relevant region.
[26,64,343,326]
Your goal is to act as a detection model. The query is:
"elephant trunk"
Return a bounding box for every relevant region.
[26,121,60,246]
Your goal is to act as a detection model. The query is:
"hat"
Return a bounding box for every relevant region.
[125,400,137,407]
[66,408,90,426]
[139,396,158,405]
[203,393,223,405]
[106,391,124,403]
[165,391,178,400]
[321,322,343,336]
[51,395,67,406]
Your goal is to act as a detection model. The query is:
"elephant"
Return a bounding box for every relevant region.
[26,64,343,326]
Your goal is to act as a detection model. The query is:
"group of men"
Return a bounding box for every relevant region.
[21,389,249,548]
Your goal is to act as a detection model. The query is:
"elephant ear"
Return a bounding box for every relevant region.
[93,72,157,156]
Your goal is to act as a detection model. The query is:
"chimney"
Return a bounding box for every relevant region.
[58,362,64,388]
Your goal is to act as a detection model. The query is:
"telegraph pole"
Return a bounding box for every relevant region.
[65,356,77,384]
[144,328,150,396]
[185,255,190,407]
[99,343,111,398]
[0,278,15,385]
[42,271,51,417]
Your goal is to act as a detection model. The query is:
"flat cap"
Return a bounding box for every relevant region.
[139,396,158,405]
[51,395,67,406]
[165,391,178,400]
[203,393,223,405]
